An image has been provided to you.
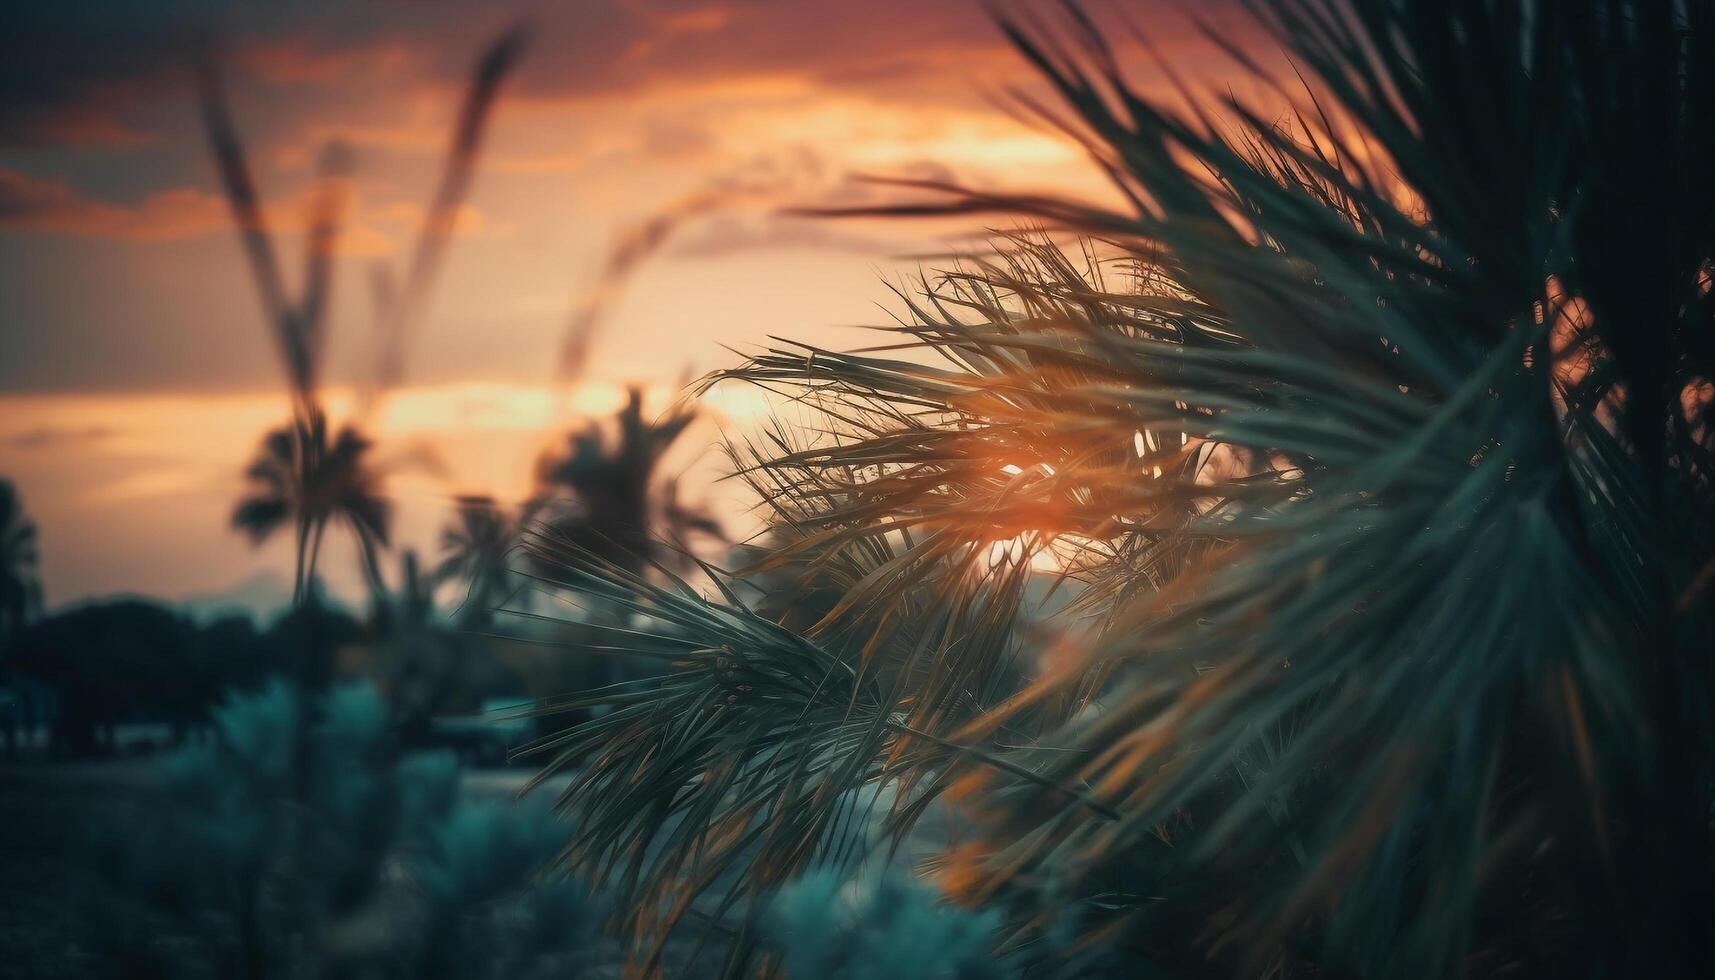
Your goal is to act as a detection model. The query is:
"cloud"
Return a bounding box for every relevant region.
[4,103,159,149]
[0,168,229,241]
[512,0,1011,102]
[483,150,591,175]
[0,1,1008,150]
[368,199,513,241]
[86,464,223,504]
[640,119,715,161]
[0,0,1255,155]
[6,425,118,449]
[0,2,209,147]
[240,36,415,87]
[0,166,511,253]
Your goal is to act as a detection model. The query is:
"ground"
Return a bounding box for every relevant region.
[2,761,139,978]
[0,760,611,979]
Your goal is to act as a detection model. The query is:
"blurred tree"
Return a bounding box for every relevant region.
[522,390,723,694]
[436,495,516,627]
[201,25,524,622]
[85,680,602,979]
[3,600,359,756]
[0,479,42,641]
[10,600,209,753]
[375,548,467,744]
[0,479,42,754]
[233,411,391,610]
[527,387,721,579]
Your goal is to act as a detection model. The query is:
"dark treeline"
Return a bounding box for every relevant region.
[1,596,536,758]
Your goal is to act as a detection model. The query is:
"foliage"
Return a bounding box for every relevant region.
[2,593,534,755]
[0,478,42,642]
[372,548,532,739]
[527,386,722,579]
[514,514,1039,973]
[516,1,1715,977]
[1,478,44,753]
[6,598,315,753]
[202,26,525,610]
[763,869,1012,980]
[233,411,392,606]
[437,495,517,627]
[87,679,600,979]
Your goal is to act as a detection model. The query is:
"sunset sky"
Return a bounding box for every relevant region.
[0,0,1248,610]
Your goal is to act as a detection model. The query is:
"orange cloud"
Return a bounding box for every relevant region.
[368,199,511,241]
[16,104,157,149]
[0,168,228,241]
[0,167,424,254]
[241,38,416,86]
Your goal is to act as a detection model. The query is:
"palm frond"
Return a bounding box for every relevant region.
[368,26,528,405]
[508,519,1050,975]
[519,2,1715,976]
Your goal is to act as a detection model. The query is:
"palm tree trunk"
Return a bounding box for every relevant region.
[292,517,314,606]
[356,531,389,629]
[303,521,326,602]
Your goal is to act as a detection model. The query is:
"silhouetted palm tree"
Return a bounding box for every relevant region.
[0,480,41,642]
[233,411,389,605]
[526,387,720,578]
[200,27,524,616]
[435,494,514,626]
[393,548,435,631]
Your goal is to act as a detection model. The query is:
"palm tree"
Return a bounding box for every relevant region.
[525,386,720,579]
[233,410,389,606]
[513,2,1715,977]
[201,27,524,616]
[200,46,374,613]
[0,480,41,643]
[435,494,515,626]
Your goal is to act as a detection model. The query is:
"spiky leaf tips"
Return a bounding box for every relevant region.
[522,2,1715,977]
[513,520,1045,975]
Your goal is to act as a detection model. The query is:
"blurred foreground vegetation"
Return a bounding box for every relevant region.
[494,1,1715,977]
[6,0,1715,978]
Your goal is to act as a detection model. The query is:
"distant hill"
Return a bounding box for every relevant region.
[176,572,295,622]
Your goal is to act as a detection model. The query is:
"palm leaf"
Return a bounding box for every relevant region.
[518,2,1715,976]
